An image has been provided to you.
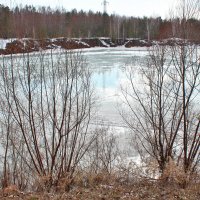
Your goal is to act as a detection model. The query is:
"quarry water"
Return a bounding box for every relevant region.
[1,46,199,164]
[83,47,149,157]
[0,47,149,160]
[83,47,148,127]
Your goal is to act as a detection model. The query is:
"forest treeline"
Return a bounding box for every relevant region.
[0,4,200,40]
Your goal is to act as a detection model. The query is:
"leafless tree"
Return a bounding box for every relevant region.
[121,0,200,178]
[121,44,200,180]
[0,49,96,190]
[121,45,178,172]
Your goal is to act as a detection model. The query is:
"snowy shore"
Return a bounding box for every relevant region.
[0,37,197,55]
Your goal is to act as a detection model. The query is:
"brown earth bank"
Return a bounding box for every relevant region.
[1,180,200,200]
[1,37,200,55]
[0,38,114,55]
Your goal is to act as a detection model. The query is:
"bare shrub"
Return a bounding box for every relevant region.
[83,126,120,174]
[0,49,96,191]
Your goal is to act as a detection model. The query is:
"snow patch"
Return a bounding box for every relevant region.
[0,38,16,49]
[100,39,110,47]
[75,40,90,47]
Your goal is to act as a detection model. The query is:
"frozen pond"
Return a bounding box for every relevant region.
[83,47,149,127]
[81,47,149,156]
[0,47,149,159]
[0,46,149,129]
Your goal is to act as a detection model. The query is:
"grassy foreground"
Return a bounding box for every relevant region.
[1,175,200,200]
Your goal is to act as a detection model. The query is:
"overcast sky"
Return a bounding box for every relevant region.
[0,0,176,18]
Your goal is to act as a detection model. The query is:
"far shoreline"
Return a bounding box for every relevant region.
[0,37,199,55]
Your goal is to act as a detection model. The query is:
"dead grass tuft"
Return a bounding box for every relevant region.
[161,158,190,188]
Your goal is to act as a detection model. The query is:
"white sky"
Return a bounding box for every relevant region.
[0,0,176,18]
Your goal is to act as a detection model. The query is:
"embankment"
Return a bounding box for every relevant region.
[0,37,199,55]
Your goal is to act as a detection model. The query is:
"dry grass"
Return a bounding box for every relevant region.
[1,172,200,200]
[1,162,200,200]
[161,158,192,188]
